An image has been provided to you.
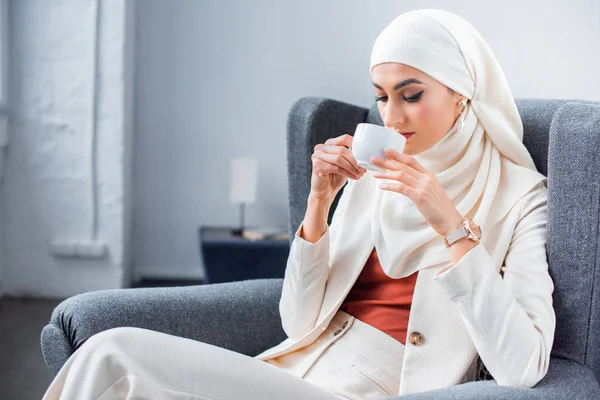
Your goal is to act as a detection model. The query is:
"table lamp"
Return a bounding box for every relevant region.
[229,157,258,236]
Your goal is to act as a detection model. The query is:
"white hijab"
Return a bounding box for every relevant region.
[364,9,546,278]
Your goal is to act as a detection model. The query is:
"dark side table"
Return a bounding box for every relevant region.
[198,226,291,284]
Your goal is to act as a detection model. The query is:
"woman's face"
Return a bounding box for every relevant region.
[371,63,466,155]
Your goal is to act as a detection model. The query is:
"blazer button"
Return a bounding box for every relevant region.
[342,321,348,329]
[408,331,424,346]
[334,329,343,336]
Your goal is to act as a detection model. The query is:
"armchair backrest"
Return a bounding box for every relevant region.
[286,97,600,382]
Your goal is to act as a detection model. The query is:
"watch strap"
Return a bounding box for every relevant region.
[444,223,468,248]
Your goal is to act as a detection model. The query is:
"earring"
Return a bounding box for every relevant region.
[457,99,468,132]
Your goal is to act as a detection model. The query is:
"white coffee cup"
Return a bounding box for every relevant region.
[351,123,406,172]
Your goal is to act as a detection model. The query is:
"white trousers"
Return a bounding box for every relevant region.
[265,310,405,399]
[42,310,405,400]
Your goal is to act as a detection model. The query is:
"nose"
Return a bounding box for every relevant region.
[381,102,406,130]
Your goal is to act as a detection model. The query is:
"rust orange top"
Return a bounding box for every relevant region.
[339,247,418,345]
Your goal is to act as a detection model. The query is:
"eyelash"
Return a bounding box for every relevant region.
[375,90,424,103]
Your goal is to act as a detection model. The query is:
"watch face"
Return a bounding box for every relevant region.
[466,220,482,239]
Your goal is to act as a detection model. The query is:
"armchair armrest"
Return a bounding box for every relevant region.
[41,278,286,375]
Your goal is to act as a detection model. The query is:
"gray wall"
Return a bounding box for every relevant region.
[134,0,600,280]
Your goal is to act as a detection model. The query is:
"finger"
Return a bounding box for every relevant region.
[324,134,354,150]
[378,181,417,198]
[373,170,419,187]
[383,148,426,174]
[317,151,363,178]
[371,155,421,179]
[313,153,362,179]
[317,162,361,181]
[322,144,364,175]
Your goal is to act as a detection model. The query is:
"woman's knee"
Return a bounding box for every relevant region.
[75,327,148,359]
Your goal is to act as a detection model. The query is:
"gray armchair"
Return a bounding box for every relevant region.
[41,97,600,399]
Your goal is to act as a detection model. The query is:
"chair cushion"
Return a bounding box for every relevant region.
[392,358,599,399]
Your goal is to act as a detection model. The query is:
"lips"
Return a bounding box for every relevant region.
[399,132,414,139]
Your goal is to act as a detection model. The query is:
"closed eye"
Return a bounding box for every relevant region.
[375,90,424,103]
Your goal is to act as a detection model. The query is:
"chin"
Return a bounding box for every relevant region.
[403,146,416,156]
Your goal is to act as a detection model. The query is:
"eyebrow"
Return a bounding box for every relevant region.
[371,78,424,91]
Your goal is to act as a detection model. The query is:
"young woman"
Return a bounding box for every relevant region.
[43,9,555,400]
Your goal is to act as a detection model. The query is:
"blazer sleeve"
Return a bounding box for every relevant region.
[279,183,352,340]
[432,180,556,388]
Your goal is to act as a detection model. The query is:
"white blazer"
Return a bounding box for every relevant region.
[254,180,555,396]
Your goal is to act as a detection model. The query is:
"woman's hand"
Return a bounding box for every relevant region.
[371,148,464,237]
[310,134,367,202]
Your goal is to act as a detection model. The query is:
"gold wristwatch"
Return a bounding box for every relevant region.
[443,217,482,248]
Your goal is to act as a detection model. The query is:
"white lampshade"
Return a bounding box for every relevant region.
[229,157,258,204]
